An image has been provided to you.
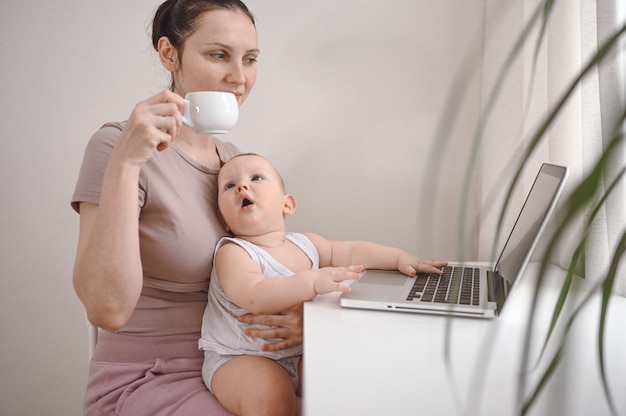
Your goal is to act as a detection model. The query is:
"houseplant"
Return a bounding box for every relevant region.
[433,1,626,414]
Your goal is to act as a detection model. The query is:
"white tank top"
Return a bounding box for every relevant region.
[198,232,319,359]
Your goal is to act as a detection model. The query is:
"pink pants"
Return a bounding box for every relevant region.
[85,330,234,415]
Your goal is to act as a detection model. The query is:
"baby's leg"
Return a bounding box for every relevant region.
[212,355,297,416]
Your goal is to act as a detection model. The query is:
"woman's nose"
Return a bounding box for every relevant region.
[226,62,245,85]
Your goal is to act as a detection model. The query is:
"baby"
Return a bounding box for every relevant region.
[199,153,446,416]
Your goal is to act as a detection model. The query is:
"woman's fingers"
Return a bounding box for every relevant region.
[152,113,179,151]
[124,92,185,153]
[238,304,304,352]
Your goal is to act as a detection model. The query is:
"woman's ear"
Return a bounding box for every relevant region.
[283,194,297,216]
[158,36,179,72]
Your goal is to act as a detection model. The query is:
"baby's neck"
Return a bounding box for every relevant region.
[236,230,287,249]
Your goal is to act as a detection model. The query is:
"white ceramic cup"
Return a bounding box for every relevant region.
[182,91,239,134]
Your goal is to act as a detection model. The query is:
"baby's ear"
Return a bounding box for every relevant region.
[283,194,297,216]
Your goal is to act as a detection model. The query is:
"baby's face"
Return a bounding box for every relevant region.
[217,155,288,236]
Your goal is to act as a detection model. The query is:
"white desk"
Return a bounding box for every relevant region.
[303,263,626,415]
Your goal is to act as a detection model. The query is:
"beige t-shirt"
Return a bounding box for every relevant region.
[72,121,240,335]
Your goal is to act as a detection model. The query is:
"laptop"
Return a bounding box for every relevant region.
[339,163,568,319]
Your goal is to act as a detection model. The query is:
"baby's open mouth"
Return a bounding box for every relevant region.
[242,198,253,207]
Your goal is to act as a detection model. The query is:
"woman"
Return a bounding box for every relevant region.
[71,1,302,414]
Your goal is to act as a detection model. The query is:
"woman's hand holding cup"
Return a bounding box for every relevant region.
[112,90,238,169]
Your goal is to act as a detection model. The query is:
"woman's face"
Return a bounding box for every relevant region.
[174,9,259,106]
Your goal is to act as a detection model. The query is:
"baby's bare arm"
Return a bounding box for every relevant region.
[215,243,362,315]
[305,232,447,276]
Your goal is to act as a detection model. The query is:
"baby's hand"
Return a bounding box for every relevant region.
[313,265,364,294]
[397,253,448,276]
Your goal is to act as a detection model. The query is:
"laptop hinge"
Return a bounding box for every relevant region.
[487,270,506,314]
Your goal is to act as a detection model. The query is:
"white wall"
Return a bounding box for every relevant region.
[0,1,484,414]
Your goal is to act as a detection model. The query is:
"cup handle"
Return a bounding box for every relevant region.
[181,99,193,129]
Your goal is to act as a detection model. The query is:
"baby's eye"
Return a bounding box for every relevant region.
[224,183,236,190]
[251,174,264,182]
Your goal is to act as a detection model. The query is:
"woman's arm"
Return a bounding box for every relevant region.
[73,166,143,330]
[73,90,184,330]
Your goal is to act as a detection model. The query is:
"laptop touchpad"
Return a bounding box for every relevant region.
[360,271,406,285]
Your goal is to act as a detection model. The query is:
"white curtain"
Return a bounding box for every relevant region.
[478,0,626,295]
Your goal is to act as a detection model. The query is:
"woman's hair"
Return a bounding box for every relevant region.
[152,0,256,90]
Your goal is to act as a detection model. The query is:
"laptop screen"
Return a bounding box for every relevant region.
[494,164,568,287]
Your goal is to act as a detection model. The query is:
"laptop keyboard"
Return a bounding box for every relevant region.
[406,266,480,306]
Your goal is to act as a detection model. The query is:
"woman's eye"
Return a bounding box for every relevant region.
[244,56,258,65]
[210,52,227,61]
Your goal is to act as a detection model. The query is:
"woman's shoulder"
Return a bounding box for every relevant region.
[84,120,127,152]
[71,121,128,212]
[100,120,127,131]
[93,120,127,140]
[77,121,128,179]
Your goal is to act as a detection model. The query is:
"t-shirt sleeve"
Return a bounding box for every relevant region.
[71,122,144,214]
